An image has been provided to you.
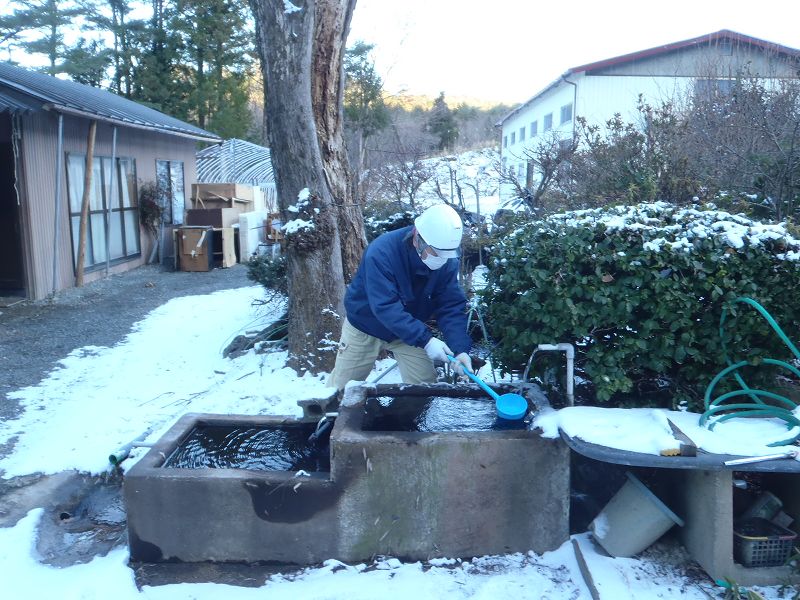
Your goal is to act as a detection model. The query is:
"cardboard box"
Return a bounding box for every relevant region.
[186,208,240,229]
[177,226,212,272]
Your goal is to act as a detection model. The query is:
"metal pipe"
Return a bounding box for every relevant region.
[51,113,64,296]
[561,74,578,141]
[523,343,575,406]
[371,360,398,383]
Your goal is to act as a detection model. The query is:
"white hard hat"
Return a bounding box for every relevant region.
[414,204,463,256]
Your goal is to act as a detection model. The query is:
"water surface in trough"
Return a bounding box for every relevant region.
[163,424,331,471]
[363,395,528,432]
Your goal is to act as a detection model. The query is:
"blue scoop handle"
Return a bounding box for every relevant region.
[446,355,501,401]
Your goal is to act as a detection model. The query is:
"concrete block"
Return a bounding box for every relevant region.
[124,413,340,564]
[676,469,800,586]
[332,384,570,561]
[124,383,570,565]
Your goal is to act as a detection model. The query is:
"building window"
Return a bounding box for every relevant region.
[519,126,525,142]
[517,163,524,178]
[543,113,553,132]
[156,160,186,225]
[694,78,735,100]
[530,120,538,137]
[560,103,573,125]
[66,154,140,270]
[503,135,508,148]
[510,131,516,145]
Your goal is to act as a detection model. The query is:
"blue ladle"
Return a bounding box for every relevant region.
[447,355,528,420]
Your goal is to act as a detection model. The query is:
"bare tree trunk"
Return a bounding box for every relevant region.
[312,0,366,283]
[76,120,97,287]
[250,0,346,374]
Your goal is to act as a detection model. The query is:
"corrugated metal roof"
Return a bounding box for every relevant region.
[197,138,274,185]
[0,86,44,113]
[571,29,800,74]
[0,61,220,142]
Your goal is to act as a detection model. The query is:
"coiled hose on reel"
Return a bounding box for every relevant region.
[699,297,800,446]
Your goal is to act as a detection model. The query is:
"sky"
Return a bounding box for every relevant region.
[348,0,800,104]
[4,0,798,106]
[0,231,797,595]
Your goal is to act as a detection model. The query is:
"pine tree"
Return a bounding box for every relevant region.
[82,0,145,96]
[130,0,185,115]
[0,0,83,74]
[61,37,112,86]
[170,0,255,137]
[344,41,389,173]
[427,92,459,151]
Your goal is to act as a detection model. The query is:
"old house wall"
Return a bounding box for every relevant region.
[18,111,203,300]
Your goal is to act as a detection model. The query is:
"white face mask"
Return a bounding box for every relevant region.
[422,254,448,270]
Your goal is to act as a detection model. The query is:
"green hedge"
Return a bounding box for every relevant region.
[481,202,800,410]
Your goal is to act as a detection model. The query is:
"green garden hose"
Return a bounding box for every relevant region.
[699,297,800,447]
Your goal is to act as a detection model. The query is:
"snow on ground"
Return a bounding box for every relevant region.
[0,285,794,598]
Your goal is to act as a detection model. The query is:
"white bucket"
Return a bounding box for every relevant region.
[589,471,684,557]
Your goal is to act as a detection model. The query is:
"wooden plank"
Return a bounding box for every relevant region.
[75,120,97,287]
[572,537,602,600]
[220,227,237,267]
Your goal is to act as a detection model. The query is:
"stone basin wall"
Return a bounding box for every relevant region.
[124,382,569,564]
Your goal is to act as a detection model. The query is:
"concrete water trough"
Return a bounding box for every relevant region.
[124,382,570,565]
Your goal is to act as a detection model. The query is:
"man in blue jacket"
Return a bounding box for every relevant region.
[328,204,472,390]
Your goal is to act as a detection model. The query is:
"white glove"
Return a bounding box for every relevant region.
[424,337,452,363]
[452,352,473,377]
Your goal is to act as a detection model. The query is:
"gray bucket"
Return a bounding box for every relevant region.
[589,471,684,557]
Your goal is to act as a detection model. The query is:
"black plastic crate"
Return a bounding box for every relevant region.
[733,517,797,568]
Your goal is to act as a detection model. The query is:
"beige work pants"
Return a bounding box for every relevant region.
[328,319,437,390]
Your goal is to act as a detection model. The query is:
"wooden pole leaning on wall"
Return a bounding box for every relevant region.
[75,119,97,287]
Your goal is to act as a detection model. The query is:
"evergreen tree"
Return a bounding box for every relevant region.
[82,0,145,96]
[344,41,389,145]
[170,0,254,137]
[130,0,185,115]
[0,0,83,74]
[344,41,389,198]
[0,13,23,46]
[61,37,112,86]
[426,92,459,151]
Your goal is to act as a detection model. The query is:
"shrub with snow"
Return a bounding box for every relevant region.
[481,202,800,409]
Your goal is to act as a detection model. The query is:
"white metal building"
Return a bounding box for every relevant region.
[497,30,800,203]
